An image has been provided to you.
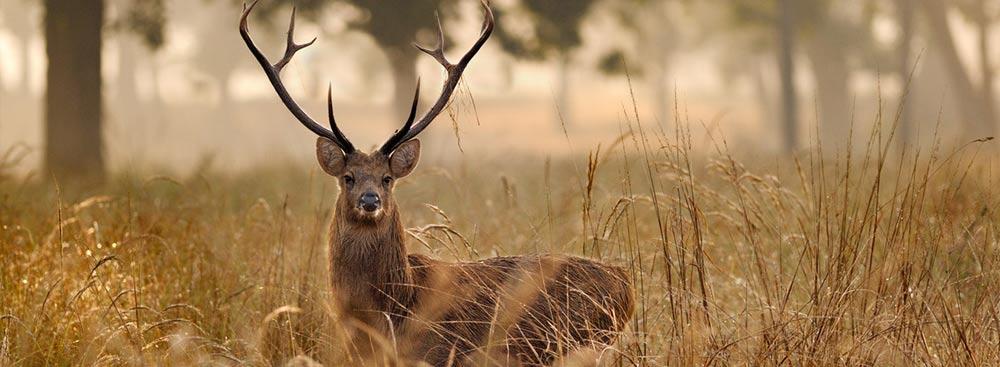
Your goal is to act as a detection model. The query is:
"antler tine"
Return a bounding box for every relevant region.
[327,85,356,153]
[273,7,317,72]
[459,0,495,66]
[240,0,356,154]
[381,0,494,153]
[414,13,449,67]
[379,79,422,154]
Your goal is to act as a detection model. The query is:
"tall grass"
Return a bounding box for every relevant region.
[1,96,998,365]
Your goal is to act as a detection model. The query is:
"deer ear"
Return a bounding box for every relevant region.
[316,138,347,176]
[389,139,421,178]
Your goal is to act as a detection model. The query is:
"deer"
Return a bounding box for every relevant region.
[239,1,634,365]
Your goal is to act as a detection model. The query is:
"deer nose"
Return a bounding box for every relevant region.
[359,192,380,212]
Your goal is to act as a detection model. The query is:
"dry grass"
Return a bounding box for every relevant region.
[2,101,999,366]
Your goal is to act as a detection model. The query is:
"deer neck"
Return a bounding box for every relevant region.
[329,205,414,314]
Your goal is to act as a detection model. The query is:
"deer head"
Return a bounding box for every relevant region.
[239,0,493,223]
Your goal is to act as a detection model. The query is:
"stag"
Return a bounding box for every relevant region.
[240,1,634,365]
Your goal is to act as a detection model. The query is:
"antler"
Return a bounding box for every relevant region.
[379,0,495,155]
[240,0,356,154]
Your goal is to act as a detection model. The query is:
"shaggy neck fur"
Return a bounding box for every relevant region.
[328,198,414,330]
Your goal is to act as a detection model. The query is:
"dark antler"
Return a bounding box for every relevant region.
[240,0,356,154]
[379,0,495,155]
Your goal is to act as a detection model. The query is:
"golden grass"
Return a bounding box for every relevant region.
[2,105,999,365]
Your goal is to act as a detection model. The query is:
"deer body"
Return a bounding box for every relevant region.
[325,151,633,365]
[240,2,634,364]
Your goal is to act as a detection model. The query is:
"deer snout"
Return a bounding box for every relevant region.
[359,192,381,212]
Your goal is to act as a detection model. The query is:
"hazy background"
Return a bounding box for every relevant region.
[0,0,994,176]
[4,3,1000,364]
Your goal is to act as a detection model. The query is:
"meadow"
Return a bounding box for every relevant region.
[2,109,999,365]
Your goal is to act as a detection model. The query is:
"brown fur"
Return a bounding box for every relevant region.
[319,138,635,366]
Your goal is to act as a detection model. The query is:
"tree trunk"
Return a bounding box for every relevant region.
[975,1,995,132]
[776,0,799,153]
[0,47,4,95]
[216,72,233,108]
[896,0,916,148]
[556,53,572,127]
[116,36,139,107]
[150,59,163,109]
[653,60,670,128]
[385,45,419,122]
[919,0,995,137]
[640,0,675,128]
[754,59,776,132]
[19,38,31,91]
[44,0,105,183]
[805,30,851,149]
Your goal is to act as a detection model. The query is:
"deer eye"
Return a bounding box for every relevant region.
[382,176,393,185]
[343,175,354,185]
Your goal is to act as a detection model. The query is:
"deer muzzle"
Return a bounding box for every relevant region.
[359,192,381,212]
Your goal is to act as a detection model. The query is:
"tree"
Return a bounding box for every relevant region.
[952,0,999,136]
[711,0,886,152]
[254,0,462,119]
[719,0,804,152]
[600,0,680,125]
[42,0,164,183]
[896,0,917,147]
[1,0,37,92]
[187,0,244,107]
[774,0,799,152]
[493,0,601,126]
[802,1,885,149]
[112,0,166,119]
[352,0,458,118]
[919,0,996,137]
[43,0,106,182]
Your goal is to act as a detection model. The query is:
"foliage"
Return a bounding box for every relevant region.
[248,0,459,51]
[116,0,168,49]
[494,0,599,61]
[597,49,629,76]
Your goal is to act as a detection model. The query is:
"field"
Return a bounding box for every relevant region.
[2,112,999,366]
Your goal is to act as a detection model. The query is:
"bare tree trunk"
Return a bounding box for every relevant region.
[3,0,37,92]
[920,0,995,137]
[975,0,995,131]
[556,53,572,127]
[44,0,105,183]
[645,0,675,128]
[385,46,419,122]
[19,38,31,92]
[896,0,916,148]
[654,60,670,127]
[116,36,139,107]
[216,72,233,108]
[777,0,799,153]
[805,32,850,148]
[150,59,163,109]
[0,44,4,121]
[0,47,4,96]
[649,23,674,128]
[115,35,141,152]
[754,59,775,130]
